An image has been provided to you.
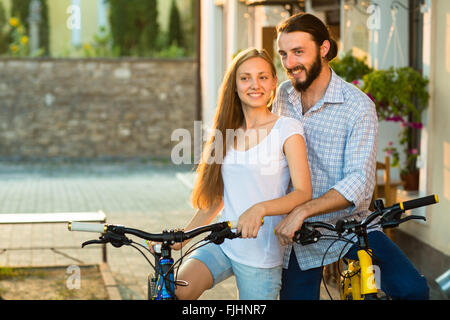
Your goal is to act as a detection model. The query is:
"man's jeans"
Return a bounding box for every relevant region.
[280,231,429,300]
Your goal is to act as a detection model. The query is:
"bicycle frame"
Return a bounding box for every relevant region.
[148,243,176,300]
[340,250,378,300]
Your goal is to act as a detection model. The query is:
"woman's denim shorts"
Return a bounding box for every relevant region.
[186,242,282,300]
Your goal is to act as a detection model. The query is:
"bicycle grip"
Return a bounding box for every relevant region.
[68,222,107,233]
[228,221,238,229]
[400,194,439,211]
[227,219,264,230]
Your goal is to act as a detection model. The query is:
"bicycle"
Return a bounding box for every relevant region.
[68,220,240,300]
[293,194,439,300]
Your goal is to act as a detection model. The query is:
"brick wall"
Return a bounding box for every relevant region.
[0,58,198,160]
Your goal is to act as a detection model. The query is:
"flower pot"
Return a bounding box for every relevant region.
[401,170,419,191]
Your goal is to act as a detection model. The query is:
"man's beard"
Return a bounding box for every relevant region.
[287,51,322,92]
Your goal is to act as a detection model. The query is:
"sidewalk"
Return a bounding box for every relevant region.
[0,160,238,300]
[0,160,338,300]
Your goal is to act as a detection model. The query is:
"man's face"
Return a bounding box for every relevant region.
[277,31,323,92]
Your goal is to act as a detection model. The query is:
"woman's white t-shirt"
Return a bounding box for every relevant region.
[219,116,305,268]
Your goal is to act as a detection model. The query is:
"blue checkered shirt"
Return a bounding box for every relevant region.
[272,69,378,270]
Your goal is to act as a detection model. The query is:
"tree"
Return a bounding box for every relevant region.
[0,0,10,54]
[167,0,184,48]
[108,0,160,56]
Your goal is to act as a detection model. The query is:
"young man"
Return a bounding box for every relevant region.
[272,13,429,300]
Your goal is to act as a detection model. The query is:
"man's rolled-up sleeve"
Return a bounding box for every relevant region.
[332,104,378,212]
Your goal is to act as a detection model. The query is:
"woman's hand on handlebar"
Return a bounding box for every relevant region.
[237,204,266,238]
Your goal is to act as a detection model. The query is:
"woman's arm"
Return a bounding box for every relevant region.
[238,134,312,238]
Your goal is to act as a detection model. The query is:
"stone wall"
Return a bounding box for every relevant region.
[0,58,198,160]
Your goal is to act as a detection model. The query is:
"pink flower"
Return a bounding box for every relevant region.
[386,116,404,122]
[410,148,418,155]
[411,122,423,129]
[366,93,376,103]
[387,141,394,146]
[385,150,393,156]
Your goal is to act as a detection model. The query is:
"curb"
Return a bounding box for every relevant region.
[99,262,122,300]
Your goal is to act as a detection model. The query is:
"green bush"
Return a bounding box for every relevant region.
[330,51,373,83]
[362,67,429,122]
[108,0,160,56]
[168,0,184,48]
[362,67,429,175]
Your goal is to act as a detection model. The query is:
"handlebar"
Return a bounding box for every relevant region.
[294,194,439,245]
[400,194,438,210]
[68,220,240,248]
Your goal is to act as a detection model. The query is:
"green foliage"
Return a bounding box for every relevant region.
[108,0,160,56]
[82,26,119,58]
[330,51,373,82]
[7,17,31,57]
[11,0,50,56]
[153,43,186,58]
[168,0,184,48]
[362,67,429,122]
[363,67,429,175]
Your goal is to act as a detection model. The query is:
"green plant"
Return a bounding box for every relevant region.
[168,0,184,48]
[11,0,49,56]
[7,17,29,56]
[153,43,186,58]
[330,50,373,83]
[362,67,429,176]
[82,26,119,58]
[108,0,160,56]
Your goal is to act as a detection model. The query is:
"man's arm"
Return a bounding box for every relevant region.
[274,98,378,246]
[274,189,351,246]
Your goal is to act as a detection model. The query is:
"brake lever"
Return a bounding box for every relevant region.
[381,213,426,229]
[82,232,132,248]
[293,224,322,245]
[398,215,426,224]
[205,228,240,244]
[82,238,107,248]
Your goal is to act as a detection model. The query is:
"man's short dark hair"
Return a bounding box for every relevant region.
[276,13,338,61]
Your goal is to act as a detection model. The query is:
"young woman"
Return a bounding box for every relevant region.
[172,48,312,299]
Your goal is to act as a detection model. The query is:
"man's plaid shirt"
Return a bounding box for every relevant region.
[272,69,378,270]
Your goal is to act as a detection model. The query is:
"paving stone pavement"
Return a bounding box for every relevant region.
[0,160,338,300]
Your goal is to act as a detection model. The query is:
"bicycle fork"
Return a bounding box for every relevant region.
[341,223,379,300]
[341,250,378,300]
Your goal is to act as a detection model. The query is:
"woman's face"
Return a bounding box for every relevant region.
[235,57,277,110]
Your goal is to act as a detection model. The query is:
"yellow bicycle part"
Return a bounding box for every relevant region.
[340,260,361,300]
[358,249,378,295]
[339,250,378,300]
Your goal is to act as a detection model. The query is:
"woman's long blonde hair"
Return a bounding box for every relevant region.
[191,48,277,210]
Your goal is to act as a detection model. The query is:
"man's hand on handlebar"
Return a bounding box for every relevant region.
[274,206,306,246]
